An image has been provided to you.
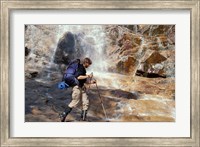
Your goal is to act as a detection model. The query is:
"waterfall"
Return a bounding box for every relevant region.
[133,37,146,77]
[83,25,107,72]
[54,25,108,72]
[46,26,68,79]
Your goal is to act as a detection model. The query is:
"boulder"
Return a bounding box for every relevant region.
[117,56,138,74]
[25,69,39,78]
[145,51,167,64]
[110,89,139,100]
[136,51,167,78]
[54,31,76,64]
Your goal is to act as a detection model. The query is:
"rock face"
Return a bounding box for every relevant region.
[25,24,175,78]
[25,25,175,122]
[105,25,175,78]
[117,56,138,75]
[54,32,76,64]
[25,25,59,79]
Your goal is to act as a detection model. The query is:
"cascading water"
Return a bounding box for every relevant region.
[83,26,108,72]
[133,37,147,78]
[25,24,175,122]
[54,25,109,72]
[46,26,68,79]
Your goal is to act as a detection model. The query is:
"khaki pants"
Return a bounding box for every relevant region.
[68,85,89,110]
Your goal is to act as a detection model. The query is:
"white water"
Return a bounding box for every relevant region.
[26,25,175,122]
[91,71,131,90]
[55,25,109,72]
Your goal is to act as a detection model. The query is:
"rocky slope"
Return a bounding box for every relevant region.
[25,24,175,122]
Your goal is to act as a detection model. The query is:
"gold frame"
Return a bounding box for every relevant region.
[1,0,199,146]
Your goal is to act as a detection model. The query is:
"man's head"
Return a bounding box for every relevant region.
[83,57,92,68]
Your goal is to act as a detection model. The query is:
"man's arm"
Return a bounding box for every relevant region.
[77,75,89,80]
[77,73,93,80]
[74,65,93,80]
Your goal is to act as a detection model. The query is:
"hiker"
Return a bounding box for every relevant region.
[59,57,96,122]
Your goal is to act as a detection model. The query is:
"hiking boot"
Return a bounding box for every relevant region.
[80,110,87,121]
[59,106,72,122]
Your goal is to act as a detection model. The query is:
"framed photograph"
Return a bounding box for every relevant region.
[1,0,199,146]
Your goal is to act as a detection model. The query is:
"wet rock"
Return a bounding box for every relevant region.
[147,42,159,50]
[26,70,39,78]
[167,26,175,44]
[25,25,175,122]
[30,71,38,78]
[145,51,167,64]
[108,26,121,40]
[84,36,95,45]
[54,32,76,64]
[25,47,31,56]
[120,40,134,52]
[121,25,138,33]
[110,90,139,100]
[133,35,142,45]
[136,63,166,78]
[117,56,138,74]
[131,76,175,98]
[159,50,175,77]
[136,51,167,77]
[120,48,138,57]
[25,72,32,79]
[138,25,151,35]
[106,25,131,45]
[151,25,170,36]
[118,33,133,47]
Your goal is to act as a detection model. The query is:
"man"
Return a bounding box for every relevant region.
[59,57,95,122]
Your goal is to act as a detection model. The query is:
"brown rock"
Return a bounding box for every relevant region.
[120,40,134,52]
[145,51,167,64]
[118,33,133,47]
[133,35,142,45]
[136,51,167,77]
[110,90,139,100]
[147,42,159,50]
[167,25,175,44]
[117,56,138,74]
[120,46,140,57]
[156,35,169,47]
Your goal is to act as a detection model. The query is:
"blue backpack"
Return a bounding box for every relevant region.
[58,59,80,89]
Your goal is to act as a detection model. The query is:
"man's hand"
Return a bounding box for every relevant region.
[91,79,96,84]
[88,72,93,78]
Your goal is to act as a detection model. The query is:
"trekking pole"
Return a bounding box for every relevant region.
[94,81,108,120]
[87,73,93,95]
[88,72,93,90]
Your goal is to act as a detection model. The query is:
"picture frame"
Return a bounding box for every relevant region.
[1,0,199,146]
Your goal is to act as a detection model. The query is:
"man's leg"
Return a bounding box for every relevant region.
[81,88,89,121]
[60,86,81,122]
[68,86,81,108]
[59,106,72,122]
